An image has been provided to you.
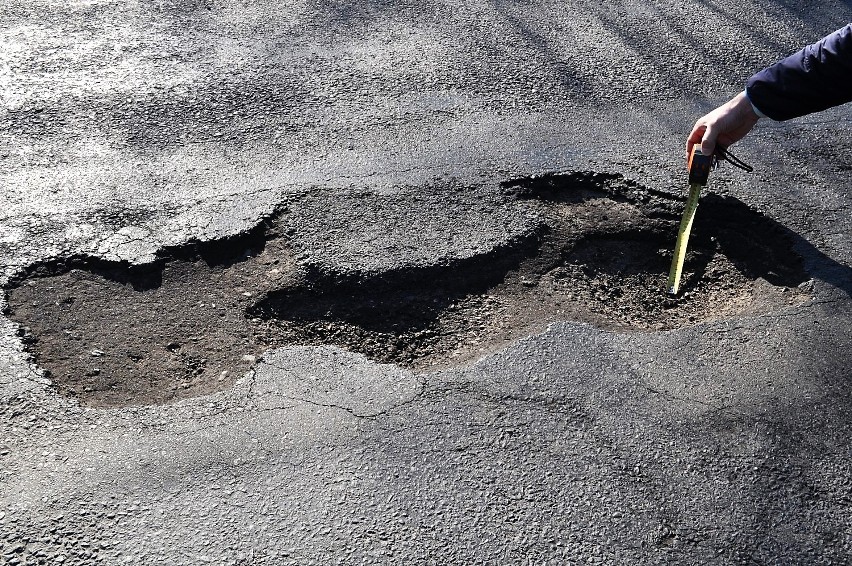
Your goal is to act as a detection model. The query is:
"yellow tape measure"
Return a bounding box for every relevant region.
[665,145,754,295]
[667,147,714,296]
[666,182,701,295]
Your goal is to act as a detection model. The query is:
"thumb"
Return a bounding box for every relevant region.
[700,124,718,156]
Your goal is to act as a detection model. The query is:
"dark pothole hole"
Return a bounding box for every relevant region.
[3,172,810,407]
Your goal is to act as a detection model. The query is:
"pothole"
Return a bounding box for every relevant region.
[3,172,810,407]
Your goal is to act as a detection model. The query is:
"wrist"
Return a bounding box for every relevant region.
[740,90,765,119]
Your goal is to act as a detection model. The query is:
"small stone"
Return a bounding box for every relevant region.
[90,350,104,357]
[241,355,256,363]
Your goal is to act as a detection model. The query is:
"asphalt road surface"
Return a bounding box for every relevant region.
[2,1,851,564]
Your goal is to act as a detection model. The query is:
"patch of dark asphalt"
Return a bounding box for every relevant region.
[3,172,809,407]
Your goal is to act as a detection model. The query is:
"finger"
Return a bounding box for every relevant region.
[700,123,718,157]
[686,123,706,159]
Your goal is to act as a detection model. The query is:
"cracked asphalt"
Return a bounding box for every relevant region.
[2,1,851,564]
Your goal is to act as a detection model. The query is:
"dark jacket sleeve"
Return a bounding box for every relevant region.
[746,24,852,121]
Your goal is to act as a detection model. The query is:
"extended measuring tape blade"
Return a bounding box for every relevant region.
[666,182,702,296]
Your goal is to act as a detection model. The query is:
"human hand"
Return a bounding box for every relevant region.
[686,92,760,163]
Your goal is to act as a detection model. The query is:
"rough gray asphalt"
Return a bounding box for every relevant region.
[2,1,852,564]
